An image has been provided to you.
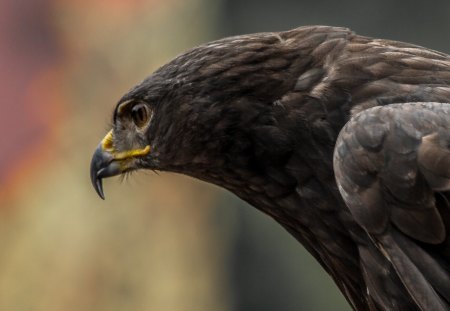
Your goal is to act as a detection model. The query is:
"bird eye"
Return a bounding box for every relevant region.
[131,103,150,128]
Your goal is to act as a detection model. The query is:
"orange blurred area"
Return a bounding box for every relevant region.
[0,0,61,200]
[0,67,64,201]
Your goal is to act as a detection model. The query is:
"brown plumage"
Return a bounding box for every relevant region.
[90,26,450,310]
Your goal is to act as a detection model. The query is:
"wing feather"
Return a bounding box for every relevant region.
[334,102,450,310]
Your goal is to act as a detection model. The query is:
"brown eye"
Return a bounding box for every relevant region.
[131,103,150,128]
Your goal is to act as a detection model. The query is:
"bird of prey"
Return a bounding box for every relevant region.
[90,26,450,310]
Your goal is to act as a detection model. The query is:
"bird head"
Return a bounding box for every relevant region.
[90,31,310,199]
[89,72,241,199]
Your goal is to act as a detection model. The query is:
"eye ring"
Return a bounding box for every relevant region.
[131,103,151,129]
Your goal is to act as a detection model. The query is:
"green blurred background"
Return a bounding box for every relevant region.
[1,0,449,310]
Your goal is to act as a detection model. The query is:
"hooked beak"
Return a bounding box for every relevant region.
[90,130,151,199]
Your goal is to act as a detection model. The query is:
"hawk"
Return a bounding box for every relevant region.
[90,26,450,310]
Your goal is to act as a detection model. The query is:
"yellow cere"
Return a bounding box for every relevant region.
[101,130,115,152]
[101,130,151,160]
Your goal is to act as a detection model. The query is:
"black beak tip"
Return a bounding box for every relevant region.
[90,146,108,200]
[90,167,106,200]
[94,177,105,200]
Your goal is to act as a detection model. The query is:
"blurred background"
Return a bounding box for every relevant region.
[1,0,449,310]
